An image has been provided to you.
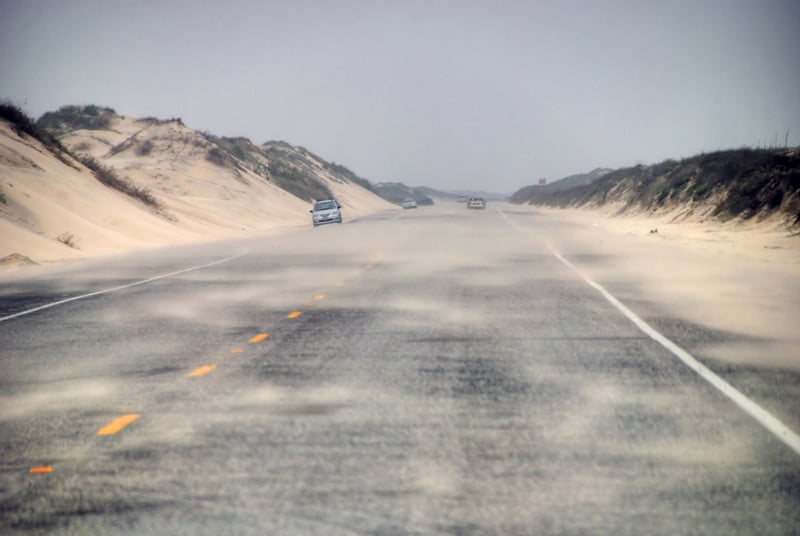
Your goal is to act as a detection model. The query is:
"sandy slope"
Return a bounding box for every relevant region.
[0,121,193,264]
[0,116,395,267]
[63,115,395,225]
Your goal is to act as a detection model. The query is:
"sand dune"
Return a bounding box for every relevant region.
[0,116,396,267]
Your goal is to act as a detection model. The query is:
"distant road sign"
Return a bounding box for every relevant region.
[538,178,547,185]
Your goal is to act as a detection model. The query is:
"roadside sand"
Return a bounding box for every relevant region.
[562,204,800,264]
[526,205,800,371]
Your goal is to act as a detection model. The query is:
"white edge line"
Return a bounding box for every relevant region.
[0,254,245,323]
[498,209,800,456]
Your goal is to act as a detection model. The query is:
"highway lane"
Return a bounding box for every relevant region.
[1,204,798,534]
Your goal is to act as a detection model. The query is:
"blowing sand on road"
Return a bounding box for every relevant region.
[1,203,798,534]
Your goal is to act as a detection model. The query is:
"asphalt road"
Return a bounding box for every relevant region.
[1,204,798,535]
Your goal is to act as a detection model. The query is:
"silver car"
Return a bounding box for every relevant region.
[310,199,342,226]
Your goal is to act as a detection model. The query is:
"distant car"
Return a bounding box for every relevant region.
[467,197,486,209]
[402,198,418,209]
[310,199,342,226]
[457,196,467,203]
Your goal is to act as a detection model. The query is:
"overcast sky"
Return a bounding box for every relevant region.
[2,0,799,192]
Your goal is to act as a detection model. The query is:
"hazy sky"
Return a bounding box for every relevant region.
[2,0,799,192]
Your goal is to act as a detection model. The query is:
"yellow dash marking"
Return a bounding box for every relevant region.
[97,414,140,436]
[249,333,269,343]
[314,294,326,301]
[287,311,303,319]
[188,365,216,377]
[30,466,52,474]
[366,264,375,269]
[231,349,244,353]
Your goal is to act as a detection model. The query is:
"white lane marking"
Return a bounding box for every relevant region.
[0,254,245,323]
[498,209,800,456]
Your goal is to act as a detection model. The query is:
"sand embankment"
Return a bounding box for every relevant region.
[0,118,396,268]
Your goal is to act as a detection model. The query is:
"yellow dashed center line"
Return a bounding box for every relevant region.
[87,275,364,442]
[73,273,372,449]
[97,414,140,436]
[30,466,52,474]
[188,365,216,377]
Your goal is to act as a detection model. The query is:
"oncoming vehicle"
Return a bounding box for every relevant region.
[467,197,486,209]
[402,198,418,209]
[310,199,342,226]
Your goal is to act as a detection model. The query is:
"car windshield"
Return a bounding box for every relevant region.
[314,201,336,210]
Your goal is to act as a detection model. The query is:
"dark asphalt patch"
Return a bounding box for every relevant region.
[409,336,491,343]
[646,315,762,348]
[0,481,168,533]
[0,292,91,318]
[123,366,183,378]
[451,356,530,400]
[109,447,161,462]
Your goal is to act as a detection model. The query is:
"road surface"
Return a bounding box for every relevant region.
[1,204,798,534]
